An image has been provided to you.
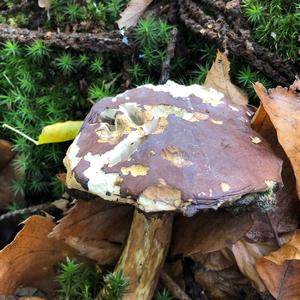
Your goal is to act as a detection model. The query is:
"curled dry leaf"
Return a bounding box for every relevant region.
[0,140,23,209]
[256,230,300,299]
[247,91,299,243]
[204,51,248,106]
[171,210,253,257]
[0,216,76,295]
[192,248,236,271]
[232,238,277,292]
[117,0,153,29]
[254,81,300,198]
[0,139,15,170]
[49,199,133,265]
[194,265,250,300]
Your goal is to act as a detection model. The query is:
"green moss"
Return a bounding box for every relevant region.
[0,40,121,204]
[242,0,300,62]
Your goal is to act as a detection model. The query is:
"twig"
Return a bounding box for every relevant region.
[0,24,132,54]
[0,202,51,222]
[160,270,192,300]
[159,27,178,84]
[179,0,299,86]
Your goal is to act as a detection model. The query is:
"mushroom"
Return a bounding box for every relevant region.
[64,80,282,299]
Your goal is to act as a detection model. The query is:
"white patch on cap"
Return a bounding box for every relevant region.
[220,182,231,192]
[141,80,224,107]
[83,129,144,199]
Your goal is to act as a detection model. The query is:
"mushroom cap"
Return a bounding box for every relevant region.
[64,81,282,216]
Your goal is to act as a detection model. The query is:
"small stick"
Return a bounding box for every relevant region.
[0,24,131,54]
[2,124,39,145]
[0,202,51,222]
[160,270,192,300]
[159,27,178,84]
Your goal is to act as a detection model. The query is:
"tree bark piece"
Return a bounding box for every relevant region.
[110,210,173,300]
[0,25,131,54]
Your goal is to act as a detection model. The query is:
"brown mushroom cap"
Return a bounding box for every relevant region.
[64,81,282,216]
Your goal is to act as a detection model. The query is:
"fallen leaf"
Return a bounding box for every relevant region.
[0,140,15,170]
[38,0,50,9]
[0,216,76,295]
[117,0,153,29]
[171,210,252,257]
[194,265,250,300]
[256,230,300,299]
[232,238,277,292]
[38,121,83,144]
[246,96,299,243]
[49,199,133,264]
[0,161,23,209]
[192,248,236,271]
[204,51,248,106]
[264,230,300,264]
[254,81,300,198]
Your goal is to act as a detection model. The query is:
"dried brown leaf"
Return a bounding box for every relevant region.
[194,265,250,300]
[171,210,252,256]
[246,101,299,242]
[0,140,15,170]
[49,199,133,265]
[0,216,76,295]
[232,238,277,292]
[192,248,236,271]
[263,230,300,265]
[254,81,300,199]
[0,162,21,209]
[204,51,248,106]
[256,230,300,299]
[117,0,153,29]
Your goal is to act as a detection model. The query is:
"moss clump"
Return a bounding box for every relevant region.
[0,40,120,203]
[242,0,300,62]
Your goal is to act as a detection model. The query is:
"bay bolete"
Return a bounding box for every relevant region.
[64,80,282,299]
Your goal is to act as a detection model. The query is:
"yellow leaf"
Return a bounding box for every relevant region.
[38,121,83,145]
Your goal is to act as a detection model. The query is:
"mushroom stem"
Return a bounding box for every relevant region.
[106,209,173,300]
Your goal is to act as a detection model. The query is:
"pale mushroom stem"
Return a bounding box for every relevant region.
[102,209,173,300]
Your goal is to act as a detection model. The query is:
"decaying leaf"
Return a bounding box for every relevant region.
[117,0,153,29]
[0,140,23,209]
[204,51,248,106]
[0,216,76,295]
[0,161,23,209]
[232,238,277,292]
[254,82,300,198]
[256,230,300,299]
[194,265,250,300]
[246,91,299,243]
[192,248,236,271]
[38,121,83,144]
[263,230,300,264]
[38,0,50,9]
[0,140,15,170]
[49,199,133,265]
[171,210,253,257]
